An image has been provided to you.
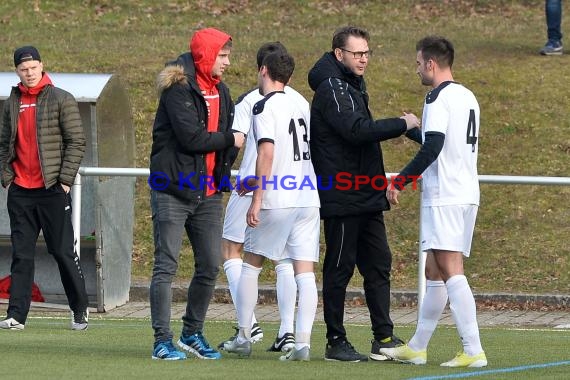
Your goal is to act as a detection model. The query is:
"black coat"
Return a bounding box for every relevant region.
[307,52,406,218]
[149,52,237,201]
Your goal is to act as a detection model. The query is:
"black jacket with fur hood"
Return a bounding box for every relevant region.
[149,52,237,201]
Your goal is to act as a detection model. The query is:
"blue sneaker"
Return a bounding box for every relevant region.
[540,40,563,55]
[152,340,187,360]
[178,332,222,360]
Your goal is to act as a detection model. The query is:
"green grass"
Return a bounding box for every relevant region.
[0,0,568,295]
[2,317,569,379]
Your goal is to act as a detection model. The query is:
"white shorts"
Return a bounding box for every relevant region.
[222,191,251,243]
[421,205,478,257]
[244,207,320,262]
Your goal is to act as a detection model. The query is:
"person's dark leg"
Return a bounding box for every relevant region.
[546,0,562,42]
[322,216,358,341]
[149,190,188,343]
[39,186,88,314]
[356,212,394,341]
[5,185,41,324]
[182,194,223,335]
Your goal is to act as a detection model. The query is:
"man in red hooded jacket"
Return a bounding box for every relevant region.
[0,46,88,331]
[148,28,244,360]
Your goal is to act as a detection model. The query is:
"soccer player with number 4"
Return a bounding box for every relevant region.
[383,36,487,368]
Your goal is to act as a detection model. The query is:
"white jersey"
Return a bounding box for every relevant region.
[252,90,320,209]
[232,86,307,196]
[421,82,480,206]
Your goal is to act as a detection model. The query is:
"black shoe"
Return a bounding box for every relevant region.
[324,338,368,362]
[250,322,264,343]
[70,310,89,331]
[267,332,295,352]
[370,335,405,361]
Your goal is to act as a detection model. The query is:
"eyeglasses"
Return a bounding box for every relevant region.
[339,48,372,59]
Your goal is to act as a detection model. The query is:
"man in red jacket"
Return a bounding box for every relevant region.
[148,28,244,360]
[0,46,88,331]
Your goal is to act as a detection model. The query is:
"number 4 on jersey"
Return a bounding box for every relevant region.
[466,109,477,152]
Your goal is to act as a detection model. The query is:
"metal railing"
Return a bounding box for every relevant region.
[71,167,570,309]
[71,167,150,259]
[71,167,237,259]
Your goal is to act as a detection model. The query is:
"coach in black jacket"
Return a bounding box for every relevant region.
[308,26,419,362]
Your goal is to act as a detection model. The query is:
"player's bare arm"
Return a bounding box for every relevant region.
[247,141,274,227]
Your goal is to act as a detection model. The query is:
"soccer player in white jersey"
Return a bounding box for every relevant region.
[219,42,306,353]
[382,36,487,368]
[224,51,321,362]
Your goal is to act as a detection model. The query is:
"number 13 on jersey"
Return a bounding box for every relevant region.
[289,118,310,161]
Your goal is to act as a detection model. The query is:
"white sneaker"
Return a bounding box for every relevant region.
[0,317,25,330]
[223,338,252,357]
[280,346,310,362]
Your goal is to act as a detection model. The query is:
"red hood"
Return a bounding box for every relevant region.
[18,72,53,95]
[190,28,231,90]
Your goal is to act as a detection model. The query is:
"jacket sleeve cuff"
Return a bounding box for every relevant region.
[224,131,235,147]
[399,119,407,134]
[59,178,74,187]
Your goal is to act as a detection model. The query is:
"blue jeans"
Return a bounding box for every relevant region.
[149,190,223,342]
[546,0,562,42]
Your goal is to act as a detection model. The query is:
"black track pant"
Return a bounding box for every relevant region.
[6,183,88,324]
[322,212,394,342]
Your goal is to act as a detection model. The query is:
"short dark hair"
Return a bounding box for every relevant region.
[256,42,288,69]
[261,52,295,84]
[332,26,370,50]
[222,39,233,50]
[416,36,454,68]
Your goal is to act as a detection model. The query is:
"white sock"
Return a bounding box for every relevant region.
[446,275,483,356]
[223,258,242,318]
[275,261,297,337]
[236,263,262,343]
[408,280,448,351]
[224,258,257,326]
[294,272,317,350]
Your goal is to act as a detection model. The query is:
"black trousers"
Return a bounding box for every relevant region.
[322,212,394,342]
[6,184,88,324]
